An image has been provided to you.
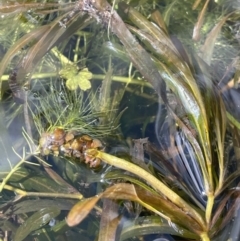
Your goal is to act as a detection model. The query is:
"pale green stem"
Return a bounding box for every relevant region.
[206,163,214,225]
[2,183,104,213]
[2,183,83,199]
[205,193,214,227]
[200,232,211,241]
[0,158,25,193]
[215,160,224,197]
[1,73,151,87]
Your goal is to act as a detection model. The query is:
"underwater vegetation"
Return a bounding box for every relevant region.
[0,0,240,240]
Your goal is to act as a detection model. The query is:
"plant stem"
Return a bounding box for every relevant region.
[0,158,25,193]
[1,73,151,87]
[2,183,83,199]
[2,184,105,213]
[200,232,210,241]
[206,193,214,226]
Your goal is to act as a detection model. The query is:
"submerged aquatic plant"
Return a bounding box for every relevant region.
[0,0,240,241]
[30,82,113,137]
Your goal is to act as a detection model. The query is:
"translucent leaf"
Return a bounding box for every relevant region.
[151,10,168,35]
[102,41,130,63]
[9,167,73,194]
[192,0,210,41]
[155,62,210,189]
[119,2,177,54]
[0,25,50,97]
[20,13,73,72]
[120,7,211,181]
[192,0,202,10]
[163,0,178,27]
[11,13,92,93]
[200,13,233,64]
[120,216,198,241]
[0,2,61,16]
[3,199,75,216]
[14,207,60,241]
[0,115,17,178]
[103,2,168,102]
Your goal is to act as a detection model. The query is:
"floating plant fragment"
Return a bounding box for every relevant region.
[66,68,92,91]
[60,64,92,91]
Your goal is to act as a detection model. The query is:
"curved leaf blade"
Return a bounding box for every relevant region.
[0,25,50,97]
[14,207,60,241]
[120,216,198,241]
[67,195,102,227]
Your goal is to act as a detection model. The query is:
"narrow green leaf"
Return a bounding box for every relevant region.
[200,13,233,64]
[9,168,73,194]
[192,0,202,10]
[21,15,67,72]
[151,10,168,35]
[119,2,178,55]
[0,25,50,97]
[120,216,198,240]
[3,199,75,216]
[210,190,235,229]
[14,207,60,241]
[218,170,240,195]
[102,41,130,63]
[122,8,211,186]
[0,3,61,15]
[163,0,178,27]
[155,62,210,188]
[227,112,240,130]
[127,25,187,74]
[212,93,227,194]
[193,0,210,41]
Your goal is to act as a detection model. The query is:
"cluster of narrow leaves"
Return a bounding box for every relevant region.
[63,1,240,241]
[0,0,93,99]
[0,1,240,241]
